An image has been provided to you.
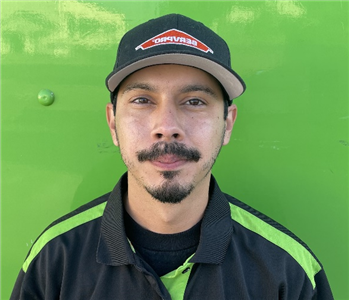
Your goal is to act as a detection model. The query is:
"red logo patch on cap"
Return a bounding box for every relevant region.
[135,29,214,54]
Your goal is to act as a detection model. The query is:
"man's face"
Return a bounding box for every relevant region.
[106,64,237,204]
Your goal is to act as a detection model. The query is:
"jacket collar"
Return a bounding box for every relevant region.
[97,173,134,266]
[97,173,233,266]
[191,177,234,264]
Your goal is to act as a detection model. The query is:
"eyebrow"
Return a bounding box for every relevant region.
[180,84,219,99]
[121,82,219,99]
[121,83,156,95]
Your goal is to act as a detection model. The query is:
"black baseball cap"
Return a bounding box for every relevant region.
[106,14,246,101]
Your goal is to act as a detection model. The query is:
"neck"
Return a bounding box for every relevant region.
[124,172,211,234]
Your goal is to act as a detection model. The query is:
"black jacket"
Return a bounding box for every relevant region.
[11,174,333,300]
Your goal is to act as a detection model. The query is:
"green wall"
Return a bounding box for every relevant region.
[1,1,348,299]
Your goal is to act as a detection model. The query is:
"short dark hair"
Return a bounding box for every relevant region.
[221,85,232,120]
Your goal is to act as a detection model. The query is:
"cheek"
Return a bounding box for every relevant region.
[198,114,224,135]
[115,115,148,146]
[189,118,225,147]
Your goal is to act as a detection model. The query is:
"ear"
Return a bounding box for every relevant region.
[106,103,119,147]
[223,104,237,145]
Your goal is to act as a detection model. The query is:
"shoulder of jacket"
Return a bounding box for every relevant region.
[22,193,109,273]
[225,193,322,290]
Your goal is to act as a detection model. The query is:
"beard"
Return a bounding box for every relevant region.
[116,130,225,204]
[144,176,195,204]
[136,142,201,204]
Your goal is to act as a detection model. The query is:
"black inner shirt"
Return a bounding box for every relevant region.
[124,210,201,276]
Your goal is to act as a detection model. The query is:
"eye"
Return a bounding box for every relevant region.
[132,97,151,104]
[185,98,205,106]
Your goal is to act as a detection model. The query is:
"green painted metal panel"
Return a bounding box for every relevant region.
[1,1,348,299]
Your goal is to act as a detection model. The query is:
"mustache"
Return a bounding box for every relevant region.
[137,142,201,162]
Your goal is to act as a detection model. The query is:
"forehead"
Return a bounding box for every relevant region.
[118,64,223,96]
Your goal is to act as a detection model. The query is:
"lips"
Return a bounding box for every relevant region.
[156,154,185,164]
[150,154,187,170]
[137,142,201,163]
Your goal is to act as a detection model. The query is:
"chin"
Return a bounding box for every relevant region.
[145,179,194,204]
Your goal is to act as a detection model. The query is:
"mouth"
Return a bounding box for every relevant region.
[150,154,188,170]
[156,154,186,164]
[137,142,201,164]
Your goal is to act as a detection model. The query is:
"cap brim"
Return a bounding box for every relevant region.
[106,53,245,100]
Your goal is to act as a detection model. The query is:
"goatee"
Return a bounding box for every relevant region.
[137,142,201,204]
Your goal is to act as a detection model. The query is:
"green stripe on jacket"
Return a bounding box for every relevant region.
[229,203,321,289]
[22,202,107,273]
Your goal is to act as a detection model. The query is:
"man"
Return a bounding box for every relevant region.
[11,14,333,300]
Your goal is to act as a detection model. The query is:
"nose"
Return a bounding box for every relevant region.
[150,104,185,142]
